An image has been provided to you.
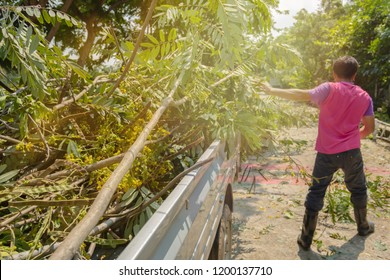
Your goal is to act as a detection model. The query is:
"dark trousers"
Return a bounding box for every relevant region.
[305,148,368,212]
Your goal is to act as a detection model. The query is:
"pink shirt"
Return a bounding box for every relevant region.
[310,82,373,154]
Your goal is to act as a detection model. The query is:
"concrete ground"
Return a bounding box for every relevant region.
[231,125,390,260]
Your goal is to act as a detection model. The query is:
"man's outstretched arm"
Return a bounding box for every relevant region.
[260,82,312,102]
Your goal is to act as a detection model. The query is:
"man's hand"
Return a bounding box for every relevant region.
[360,115,375,139]
[259,82,272,95]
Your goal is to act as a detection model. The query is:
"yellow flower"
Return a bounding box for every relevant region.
[25,142,34,152]
[132,178,142,188]
[65,153,75,161]
[15,142,24,151]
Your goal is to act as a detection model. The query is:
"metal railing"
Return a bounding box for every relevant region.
[374,119,390,142]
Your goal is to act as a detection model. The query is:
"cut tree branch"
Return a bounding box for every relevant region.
[49,70,185,259]
[91,157,215,236]
[28,114,50,162]
[107,0,158,97]
[53,75,108,111]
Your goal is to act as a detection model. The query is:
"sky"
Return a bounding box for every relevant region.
[272,0,322,35]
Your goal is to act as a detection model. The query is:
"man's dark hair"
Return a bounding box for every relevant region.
[333,56,359,80]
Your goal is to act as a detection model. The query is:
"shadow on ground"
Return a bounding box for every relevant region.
[298,235,367,260]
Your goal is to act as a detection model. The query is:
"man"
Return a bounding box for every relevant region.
[261,56,375,251]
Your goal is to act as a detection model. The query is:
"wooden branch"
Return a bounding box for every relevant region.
[0,119,18,131]
[171,126,203,146]
[90,157,215,237]
[53,75,108,111]
[85,154,124,173]
[0,134,22,144]
[172,96,189,107]
[49,71,185,260]
[23,153,123,184]
[9,198,94,207]
[9,214,46,229]
[110,26,126,64]
[0,206,37,231]
[107,0,158,97]
[120,101,152,135]
[0,134,46,153]
[164,136,205,161]
[0,194,56,231]
[0,80,13,93]
[59,111,91,123]
[17,161,86,185]
[210,71,238,88]
[86,240,97,257]
[3,242,61,260]
[12,86,28,96]
[28,114,50,162]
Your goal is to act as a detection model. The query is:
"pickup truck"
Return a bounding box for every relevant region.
[111,138,240,260]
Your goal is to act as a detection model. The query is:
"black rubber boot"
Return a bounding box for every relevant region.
[354,207,375,236]
[297,209,318,251]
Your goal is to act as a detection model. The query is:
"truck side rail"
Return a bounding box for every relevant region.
[117,139,235,260]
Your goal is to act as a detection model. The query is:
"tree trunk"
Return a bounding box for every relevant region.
[77,13,99,67]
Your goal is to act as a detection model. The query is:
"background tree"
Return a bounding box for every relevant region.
[272,0,389,117]
[339,0,390,112]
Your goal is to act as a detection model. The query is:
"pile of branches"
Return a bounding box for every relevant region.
[0,1,298,260]
[0,1,209,259]
[0,130,210,260]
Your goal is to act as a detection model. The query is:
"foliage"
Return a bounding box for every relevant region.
[0,0,149,68]
[0,0,308,259]
[324,172,389,224]
[342,0,390,109]
[273,1,346,88]
[274,0,390,113]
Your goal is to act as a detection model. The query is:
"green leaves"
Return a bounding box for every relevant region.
[0,5,88,111]
[0,1,288,259]
[29,34,40,55]
[139,29,179,61]
[121,188,159,240]
[0,169,19,184]
[67,140,81,158]
[20,6,80,27]
[120,188,139,207]
[275,0,389,103]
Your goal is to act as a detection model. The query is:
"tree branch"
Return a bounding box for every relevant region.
[45,0,74,42]
[0,119,18,131]
[49,70,185,260]
[120,101,152,135]
[107,0,158,97]
[0,79,13,93]
[90,157,215,236]
[53,75,108,111]
[164,136,205,161]
[28,114,50,162]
